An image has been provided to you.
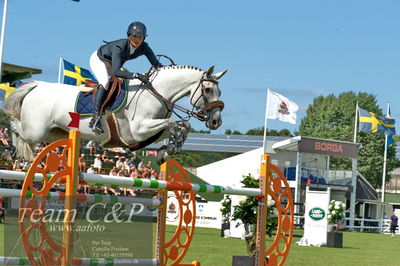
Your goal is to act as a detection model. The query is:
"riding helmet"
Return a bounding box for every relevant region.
[127,22,147,37]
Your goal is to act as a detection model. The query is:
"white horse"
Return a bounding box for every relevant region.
[2,65,227,163]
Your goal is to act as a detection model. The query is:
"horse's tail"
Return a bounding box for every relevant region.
[2,82,38,120]
[2,82,38,161]
[9,117,34,161]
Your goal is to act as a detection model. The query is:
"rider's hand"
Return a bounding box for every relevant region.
[134,73,150,83]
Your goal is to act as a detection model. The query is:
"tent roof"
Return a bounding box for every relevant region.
[2,62,42,83]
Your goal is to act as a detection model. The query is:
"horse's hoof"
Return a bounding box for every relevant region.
[167,145,176,155]
[157,157,166,165]
[156,145,168,165]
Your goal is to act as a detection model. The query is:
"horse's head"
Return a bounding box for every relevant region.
[190,66,227,130]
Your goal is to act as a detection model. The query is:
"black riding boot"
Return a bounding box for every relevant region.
[89,85,106,134]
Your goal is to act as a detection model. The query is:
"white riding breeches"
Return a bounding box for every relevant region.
[89,50,112,90]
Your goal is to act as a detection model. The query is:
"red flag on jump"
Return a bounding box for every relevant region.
[67,112,80,129]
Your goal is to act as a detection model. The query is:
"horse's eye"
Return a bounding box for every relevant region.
[205,88,211,94]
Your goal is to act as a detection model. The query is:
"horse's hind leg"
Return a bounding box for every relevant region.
[11,117,50,160]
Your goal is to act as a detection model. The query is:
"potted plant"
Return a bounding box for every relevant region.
[221,174,278,265]
[220,195,231,237]
[326,200,345,248]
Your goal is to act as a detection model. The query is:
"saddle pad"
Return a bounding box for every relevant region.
[74,79,128,116]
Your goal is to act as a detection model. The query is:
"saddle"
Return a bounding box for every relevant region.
[84,76,122,114]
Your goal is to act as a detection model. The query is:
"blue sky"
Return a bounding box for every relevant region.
[1,0,400,135]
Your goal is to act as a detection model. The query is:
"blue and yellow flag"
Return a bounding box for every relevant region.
[63,59,97,86]
[386,106,394,149]
[0,82,16,99]
[359,107,396,135]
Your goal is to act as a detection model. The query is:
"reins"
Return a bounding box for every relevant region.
[131,56,224,122]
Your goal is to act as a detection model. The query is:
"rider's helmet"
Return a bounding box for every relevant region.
[127,22,147,37]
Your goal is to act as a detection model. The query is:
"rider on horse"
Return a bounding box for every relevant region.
[89,21,162,134]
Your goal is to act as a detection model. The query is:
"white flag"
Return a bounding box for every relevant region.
[266,90,299,124]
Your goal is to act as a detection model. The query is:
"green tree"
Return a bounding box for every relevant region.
[189,128,210,134]
[224,127,293,136]
[245,127,264,135]
[298,91,399,188]
[245,127,293,137]
[224,129,243,135]
[277,129,293,137]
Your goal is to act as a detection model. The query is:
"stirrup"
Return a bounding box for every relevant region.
[89,117,96,128]
[90,117,104,134]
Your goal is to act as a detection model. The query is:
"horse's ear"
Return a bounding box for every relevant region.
[212,69,228,80]
[206,65,215,77]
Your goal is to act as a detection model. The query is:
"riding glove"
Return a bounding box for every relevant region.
[134,73,150,83]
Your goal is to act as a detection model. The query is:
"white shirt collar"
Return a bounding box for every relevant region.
[129,44,136,55]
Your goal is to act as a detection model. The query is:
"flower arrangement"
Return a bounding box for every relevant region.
[327,200,345,223]
[220,174,278,256]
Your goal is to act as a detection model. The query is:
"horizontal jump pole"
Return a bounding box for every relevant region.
[0,257,157,265]
[0,170,262,197]
[0,188,161,207]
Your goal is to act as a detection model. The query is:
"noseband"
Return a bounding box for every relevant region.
[189,75,225,121]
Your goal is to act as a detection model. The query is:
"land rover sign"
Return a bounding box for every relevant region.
[309,207,325,221]
[304,189,330,246]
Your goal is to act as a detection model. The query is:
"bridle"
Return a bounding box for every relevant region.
[140,58,224,122]
[188,74,224,121]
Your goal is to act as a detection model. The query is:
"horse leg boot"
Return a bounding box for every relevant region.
[175,121,191,153]
[89,85,107,134]
[166,121,191,155]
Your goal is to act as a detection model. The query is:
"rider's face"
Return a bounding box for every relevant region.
[129,35,144,48]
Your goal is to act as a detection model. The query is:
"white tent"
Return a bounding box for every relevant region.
[196,147,264,188]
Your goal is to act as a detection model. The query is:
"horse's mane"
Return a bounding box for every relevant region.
[156,65,204,73]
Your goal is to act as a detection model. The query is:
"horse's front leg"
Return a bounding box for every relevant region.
[136,118,191,164]
[135,118,176,142]
[167,120,191,155]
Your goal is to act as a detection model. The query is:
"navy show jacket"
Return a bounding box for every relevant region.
[97,39,161,79]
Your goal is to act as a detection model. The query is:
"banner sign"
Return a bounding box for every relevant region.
[166,193,222,229]
[298,137,358,158]
[303,187,331,246]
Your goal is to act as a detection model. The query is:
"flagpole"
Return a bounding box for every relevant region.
[381,102,390,203]
[262,88,270,152]
[58,56,63,83]
[0,0,9,83]
[349,101,359,231]
[353,101,359,143]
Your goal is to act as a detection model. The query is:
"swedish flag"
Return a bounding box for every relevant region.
[0,82,16,99]
[359,107,396,135]
[386,106,394,149]
[63,59,97,86]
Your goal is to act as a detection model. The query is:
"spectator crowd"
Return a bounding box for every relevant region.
[1,136,160,198]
